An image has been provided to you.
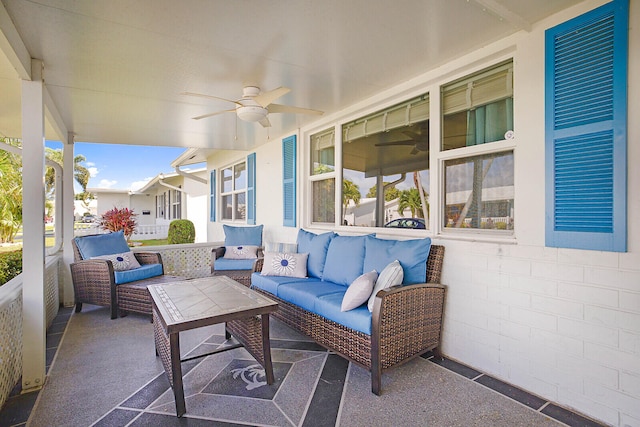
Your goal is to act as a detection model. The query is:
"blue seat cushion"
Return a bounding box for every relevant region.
[322,235,367,286]
[114,264,163,285]
[296,229,335,279]
[250,273,311,295]
[276,280,344,313]
[223,224,263,246]
[75,230,131,259]
[315,292,372,335]
[364,235,432,284]
[214,258,256,271]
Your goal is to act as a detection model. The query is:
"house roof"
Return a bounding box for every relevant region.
[0,0,583,152]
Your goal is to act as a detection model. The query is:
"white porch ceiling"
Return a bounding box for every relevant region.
[0,0,583,152]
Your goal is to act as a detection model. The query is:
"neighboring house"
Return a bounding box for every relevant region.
[73,199,97,221]
[88,167,208,242]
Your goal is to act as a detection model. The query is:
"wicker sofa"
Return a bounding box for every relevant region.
[250,230,445,395]
[71,232,181,319]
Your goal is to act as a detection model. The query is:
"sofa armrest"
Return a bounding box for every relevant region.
[254,257,264,273]
[133,251,163,266]
[371,283,446,367]
[213,246,226,260]
[70,258,116,284]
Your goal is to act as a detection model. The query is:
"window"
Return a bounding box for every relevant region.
[441,60,515,232]
[172,187,182,219]
[217,154,256,223]
[444,151,514,230]
[342,94,430,228]
[156,193,164,218]
[221,160,247,221]
[310,128,336,224]
[442,60,513,151]
[545,0,627,252]
[209,169,216,221]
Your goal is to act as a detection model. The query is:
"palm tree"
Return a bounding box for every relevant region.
[45,148,90,198]
[397,188,423,218]
[366,184,401,201]
[0,139,23,243]
[342,179,361,224]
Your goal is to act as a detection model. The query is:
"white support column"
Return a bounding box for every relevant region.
[62,132,75,307]
[21,58,46,392]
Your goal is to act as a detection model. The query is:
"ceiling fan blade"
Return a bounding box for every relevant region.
[375,141,416,147]
[182,92,241,106]
[254,87,290,107]
[258,117,272,127]
[192,109,235,120]
[267,103,324,115]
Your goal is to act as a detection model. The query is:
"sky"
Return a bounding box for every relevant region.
[45,141,192,192]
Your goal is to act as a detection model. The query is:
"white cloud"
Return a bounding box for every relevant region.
[130,177,153,191]
[97,179,117,189]
[87,167,99,177]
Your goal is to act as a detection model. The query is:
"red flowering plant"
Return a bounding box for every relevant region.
[98,207,138,242]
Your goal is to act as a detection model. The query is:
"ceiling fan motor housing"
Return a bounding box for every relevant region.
[236,105,268,122]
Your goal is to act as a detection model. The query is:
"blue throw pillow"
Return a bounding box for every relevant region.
[296,229,335,279]
[75,230,131,259]
[363,235,431,284]
[223,224,263,246]
[322,235,368,286]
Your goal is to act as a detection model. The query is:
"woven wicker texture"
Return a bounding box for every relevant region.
[153,309,175,386]
[226,315,267,366]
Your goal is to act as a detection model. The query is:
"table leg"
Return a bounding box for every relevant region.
[169,332,186,417]
[261,314,274,384]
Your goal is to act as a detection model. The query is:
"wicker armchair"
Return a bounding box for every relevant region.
[212,246,263,286]
[70,235,180,319]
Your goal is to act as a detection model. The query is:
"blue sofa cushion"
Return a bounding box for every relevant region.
[251,273,312,296]
[296,229,335,279]
[75,231,131,259]
[322,235,367,286]
[223,224,263,246]
[276,281,345,313]
[214,258,256,271]
[114,263,163,285]
[315,292,372,335]
[364,235,431,284]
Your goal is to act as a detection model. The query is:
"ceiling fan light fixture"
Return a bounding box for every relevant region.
[236,105,268,122]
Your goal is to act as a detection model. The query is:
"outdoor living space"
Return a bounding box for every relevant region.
[1,1,639,427]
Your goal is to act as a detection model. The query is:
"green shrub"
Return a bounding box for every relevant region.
[167,219,195,244]
[0,249,23,286]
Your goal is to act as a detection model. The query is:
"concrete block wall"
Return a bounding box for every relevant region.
[439,239,640,426]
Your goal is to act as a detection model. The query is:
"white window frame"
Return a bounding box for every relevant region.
[220,159,248,222]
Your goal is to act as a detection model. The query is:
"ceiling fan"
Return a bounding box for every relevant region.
[183,86,323,127]
[375,131,428,155]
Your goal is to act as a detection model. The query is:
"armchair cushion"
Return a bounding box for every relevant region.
[91,251,141,271]
[223,245,260,259]
[74,230,130,259]
[114,263,163,285]
[223,224,263,246]
[214,258,257,271]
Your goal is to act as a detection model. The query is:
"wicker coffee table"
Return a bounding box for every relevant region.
[148,275,278,417]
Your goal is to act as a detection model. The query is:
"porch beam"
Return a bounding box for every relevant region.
[21,58,46,391]
[0,1,30,79]
[61,132,75,306]
[44,88,69,142]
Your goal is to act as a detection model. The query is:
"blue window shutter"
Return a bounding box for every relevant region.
[545,0,627,252]
[247,153,256,225]
[209,169,216,221]
[282,135,297,227]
